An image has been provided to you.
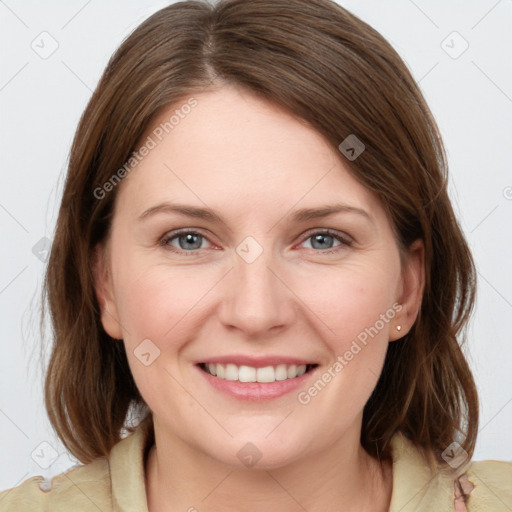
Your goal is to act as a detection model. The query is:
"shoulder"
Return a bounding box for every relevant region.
[463,459,512,510]
[0,418,153,512]
[423,458,512,511]
[389,433,512,511]
[0,458,111,512]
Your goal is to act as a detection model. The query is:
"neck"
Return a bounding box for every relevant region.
[144,420,393,512]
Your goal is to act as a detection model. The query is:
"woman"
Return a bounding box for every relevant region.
[1,0,511,510]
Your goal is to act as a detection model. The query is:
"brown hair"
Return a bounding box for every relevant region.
[43,0,478,469]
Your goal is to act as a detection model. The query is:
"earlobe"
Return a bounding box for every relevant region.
[389,239,425,342]
[92,244,123,340]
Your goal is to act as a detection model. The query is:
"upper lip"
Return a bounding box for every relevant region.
[197,355,318,368]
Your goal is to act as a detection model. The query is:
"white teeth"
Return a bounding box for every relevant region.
[238,365,256,382]
[202,362,313,382]
[275,364,288,381]
[256,366,275,383]
[225,364,238,381]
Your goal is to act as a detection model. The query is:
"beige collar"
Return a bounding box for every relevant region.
[110,420,457,512]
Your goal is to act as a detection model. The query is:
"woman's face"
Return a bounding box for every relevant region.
[95,84,423,468]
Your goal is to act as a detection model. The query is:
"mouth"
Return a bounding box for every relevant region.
[197,362,319,383]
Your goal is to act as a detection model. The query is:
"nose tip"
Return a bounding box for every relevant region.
[217,237,292,336]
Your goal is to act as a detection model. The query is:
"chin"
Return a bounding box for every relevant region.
[207,430,310,471]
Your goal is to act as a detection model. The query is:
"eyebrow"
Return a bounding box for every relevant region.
[138,202,373,225]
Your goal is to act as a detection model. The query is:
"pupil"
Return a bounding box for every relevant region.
[312,234,333,249]
[180,233,201,250]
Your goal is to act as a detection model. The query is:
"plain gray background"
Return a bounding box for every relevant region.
[1,0,511,491]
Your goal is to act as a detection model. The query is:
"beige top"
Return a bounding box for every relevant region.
[1,419,511,511]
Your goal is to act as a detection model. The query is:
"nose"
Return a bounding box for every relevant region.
[217,241,295,338]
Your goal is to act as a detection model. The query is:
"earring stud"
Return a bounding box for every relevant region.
[396,325,402,331]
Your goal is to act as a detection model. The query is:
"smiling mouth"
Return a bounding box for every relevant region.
[197,362,319,383]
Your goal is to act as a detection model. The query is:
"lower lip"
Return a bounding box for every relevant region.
[195,364,318,401]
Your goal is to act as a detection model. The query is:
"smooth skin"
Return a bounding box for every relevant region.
[94,84,424,512]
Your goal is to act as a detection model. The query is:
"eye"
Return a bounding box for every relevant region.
[159,228,353,256]
[160,229,213,255]
[298,229,353,254]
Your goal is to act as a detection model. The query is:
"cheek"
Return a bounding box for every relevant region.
[116,265,206,344]
[296,258,400,344]
[294,259,399,405]
[114,252,400,351]
[112,264,207,408]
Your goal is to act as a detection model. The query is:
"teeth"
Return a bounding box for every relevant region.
[275,364,288,381]
[239,365,256,382]
[202,363,311,382]
[257,366,275,383]
[225,364,238,381]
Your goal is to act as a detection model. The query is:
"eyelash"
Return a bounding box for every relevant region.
[158,228,353,256]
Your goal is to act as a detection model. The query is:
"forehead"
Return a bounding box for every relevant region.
[114,85,383,224]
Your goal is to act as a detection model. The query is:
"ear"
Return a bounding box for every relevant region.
[389,239,425,342]
[92,243,123,340]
